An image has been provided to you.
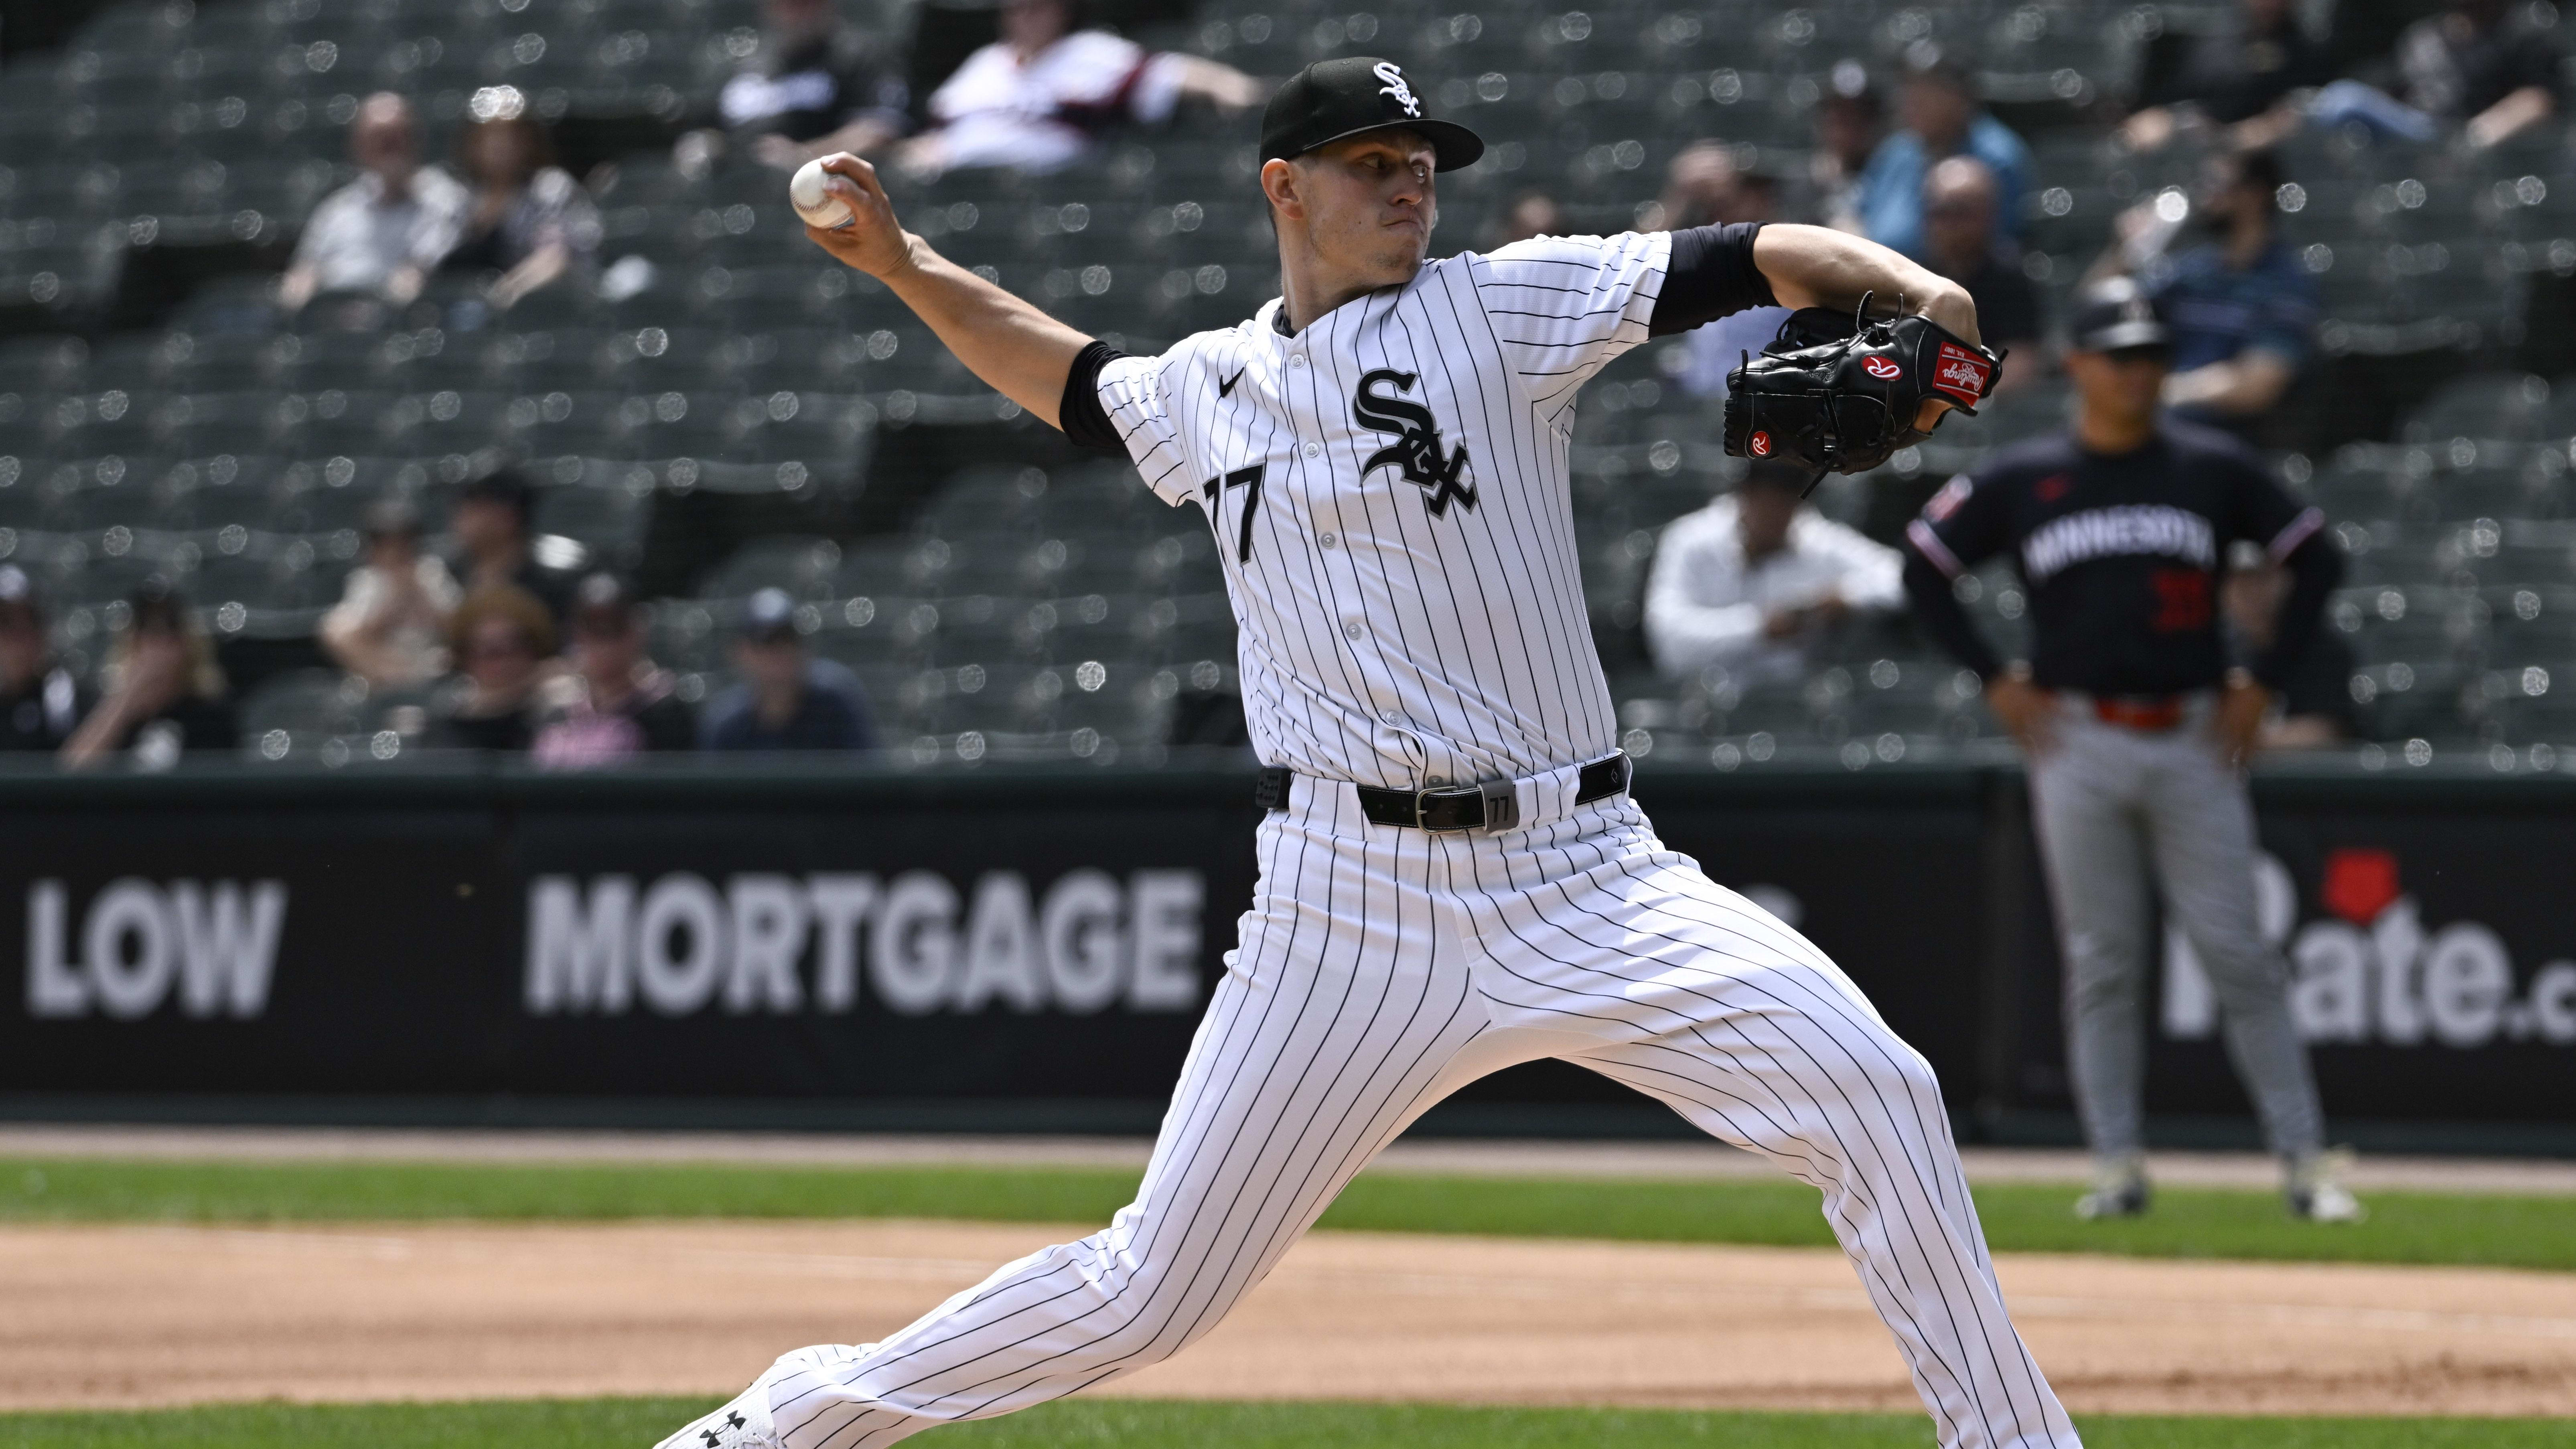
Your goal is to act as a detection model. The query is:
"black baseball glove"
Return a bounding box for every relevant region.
[1722,297,2005,481]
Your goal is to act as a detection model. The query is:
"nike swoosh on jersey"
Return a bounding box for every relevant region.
[1218,369,1246,398]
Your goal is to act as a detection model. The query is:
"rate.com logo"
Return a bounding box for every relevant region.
[2165,849,2576,1048]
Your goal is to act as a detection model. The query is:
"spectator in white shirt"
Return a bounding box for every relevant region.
[895,0,1260,177]
[1644,463,1905,684]
[279,93,468,314]
[322,499,462,691]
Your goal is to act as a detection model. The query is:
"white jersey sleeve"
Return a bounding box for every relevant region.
[1464,231,1672,407]
[1095,351,1199,506]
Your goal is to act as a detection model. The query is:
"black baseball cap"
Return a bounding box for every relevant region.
[2068,277,2172,353]
[1260,57,1484,172]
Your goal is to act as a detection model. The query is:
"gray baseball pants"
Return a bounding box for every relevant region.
[2026,695,2322,1161]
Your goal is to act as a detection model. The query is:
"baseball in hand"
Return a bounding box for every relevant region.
[789,158,856,230]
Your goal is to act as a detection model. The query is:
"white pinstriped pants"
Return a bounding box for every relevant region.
[761,777,2081,1449]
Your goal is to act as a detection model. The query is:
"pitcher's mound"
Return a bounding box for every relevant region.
[4,1221,2571,1417]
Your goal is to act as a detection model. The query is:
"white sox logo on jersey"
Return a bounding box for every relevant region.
[1372,61,1421,118]
[1354,368,1475,516]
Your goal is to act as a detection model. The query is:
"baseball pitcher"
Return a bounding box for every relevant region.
[659,58,2078,1449]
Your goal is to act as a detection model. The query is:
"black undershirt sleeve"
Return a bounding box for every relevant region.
[1056,339,1128,454]
[1902,552,2007,683]
[1647,221,1776,337]
[2252,530,2343,692]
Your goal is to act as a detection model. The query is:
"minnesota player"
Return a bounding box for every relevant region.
[660,57,2080,1449]
[1901,278,2359,1224]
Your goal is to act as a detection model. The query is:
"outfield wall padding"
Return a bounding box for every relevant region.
[1,760,2569,1131]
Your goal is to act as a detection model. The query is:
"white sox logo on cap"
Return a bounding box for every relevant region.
[1372,61,1421,118]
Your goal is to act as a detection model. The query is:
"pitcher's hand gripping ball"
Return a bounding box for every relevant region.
[789,158,857,230]
[1724,299,2004,481]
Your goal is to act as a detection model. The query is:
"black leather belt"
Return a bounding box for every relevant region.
[1256,753,1631,832]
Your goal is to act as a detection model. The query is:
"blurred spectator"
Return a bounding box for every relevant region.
[0,565,87,752]
[532,574,696,768]
[896,0,1261,177]
[2225,541,2357,747]
[322,499,462,691]
[1851,53,2032,263]
[1812,59,1884,234]
[60,580,236,771]
[1922,157,2044,392]
[278,93,467,316]
[1655,140,1778,232]
[1664,143,1793,402]
[2310,0,2560,148]
[450,469,576,625]
[1487,191,1564,249]
[2100,149,2316,428]
[716,0,914,170]
[446,87,602,312]
[2119,0,2329,154]
[1643,462,1904,685]
[427,585,557,751]
[702,588,878,751]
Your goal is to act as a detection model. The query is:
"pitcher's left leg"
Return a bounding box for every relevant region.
[1440,818,2080,1449]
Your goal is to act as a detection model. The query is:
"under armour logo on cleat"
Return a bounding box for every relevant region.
[1219,368,1246,398]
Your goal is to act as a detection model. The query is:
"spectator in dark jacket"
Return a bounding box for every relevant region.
[0,565,87,752]
[2094,148,2316,430]
[703,587,877,752]
[427,584,558,752]
[2120,0,2330,154]
[532,574,696,767]
[717,0,917,171]
[449,468,576,627]
[1923,157,2044,391]
[2309,0,2561,149]
[60,578,235,771]
[447,85,602,310]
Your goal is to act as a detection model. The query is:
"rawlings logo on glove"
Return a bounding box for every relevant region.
[1722,297,2005,485]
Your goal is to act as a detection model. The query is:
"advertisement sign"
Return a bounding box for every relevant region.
[1,768,2567,1134]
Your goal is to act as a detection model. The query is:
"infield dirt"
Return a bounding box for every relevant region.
[7,1220,2572,1418]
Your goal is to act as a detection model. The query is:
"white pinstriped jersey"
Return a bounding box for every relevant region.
[1097,231,1671,791]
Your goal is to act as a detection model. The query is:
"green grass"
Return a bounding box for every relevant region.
[4,1157,2573,1271]
[2,1398,2569,1449]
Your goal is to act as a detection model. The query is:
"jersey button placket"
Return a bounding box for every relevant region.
[1319,531,1338,548]
[1302,441,1321,459]
[1343,619,1364,641]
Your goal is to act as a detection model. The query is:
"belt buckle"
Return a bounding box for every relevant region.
[1412,784,1482,832]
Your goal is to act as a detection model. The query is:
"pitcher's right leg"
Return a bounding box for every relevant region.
[752,806,1489,1448]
